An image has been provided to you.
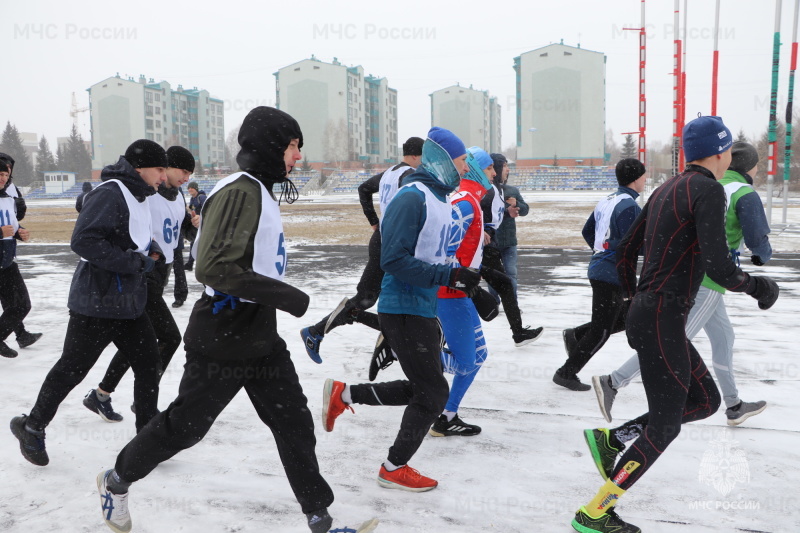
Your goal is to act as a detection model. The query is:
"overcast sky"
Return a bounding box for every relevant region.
[3,0,796,156]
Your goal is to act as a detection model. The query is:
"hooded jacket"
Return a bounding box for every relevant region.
[378,168,456,317]
[0,151,27,220]
[182,107,310,360]
[67,156,161,319]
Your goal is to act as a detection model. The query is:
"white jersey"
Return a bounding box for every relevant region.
[403,182,452,265]
[0,196,19,240]
[200,172,285,300]
[149,190,186,264]
[592,191,633,253]
[5,183,19,199]
[485,184,505,231]
[378,164,412,220]
[87,180,151,255]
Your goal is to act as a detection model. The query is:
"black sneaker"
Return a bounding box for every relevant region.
[583,428,624,480]
[324,297,356,334]
[562,328,578,355]
[10,415,49,466]
[307,509,379,533]
[171,300,184,308]
[0,340,18,358]
[553,369,591,391]
[572,506,641,533]
[16,331,43,348]
[512,326,544,347]
[83,389,124,422]
[592,375,618,423]
[429,414,482,437]
[368,332,395,381]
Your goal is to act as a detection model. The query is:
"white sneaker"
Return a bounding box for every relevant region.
[97,470,132,533]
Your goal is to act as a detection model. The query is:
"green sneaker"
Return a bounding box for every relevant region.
[583,428,623,480]
[572,507,641,533]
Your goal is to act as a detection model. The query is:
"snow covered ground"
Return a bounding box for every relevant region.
[1,238,799,532]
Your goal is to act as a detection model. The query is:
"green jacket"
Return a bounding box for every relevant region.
[701,170,757,294]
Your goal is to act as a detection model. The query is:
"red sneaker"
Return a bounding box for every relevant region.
[377,465,438,492]
[322,379,353,432]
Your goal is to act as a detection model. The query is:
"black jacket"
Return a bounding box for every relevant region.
[617,165,751,301]
[67,157,162,319]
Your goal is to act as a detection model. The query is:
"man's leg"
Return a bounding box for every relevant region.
[244,338,335,514]
[432,298,486,436]
[111,313,162,431]
[500,246,519,296]
[555,280,625,390]
[27,313,121,431]
[0,264,31,344]
[112,351,244,483]
[172,251,189,305]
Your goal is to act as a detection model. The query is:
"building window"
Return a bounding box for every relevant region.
[146,105,153,116]
[156,134,162,142]
[146,133,154,140]
[146,119,154,129]
[156,120,161,128]
[155,93,161,102]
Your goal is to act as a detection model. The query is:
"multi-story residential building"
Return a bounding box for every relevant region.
[514,42,606,166]
[430,84,501,153]
[274,56,398,165]
[87,74,225,169]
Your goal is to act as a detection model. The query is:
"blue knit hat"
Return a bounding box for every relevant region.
[682,115,732,162]
[427,127,466,160]
[467,146,493,170]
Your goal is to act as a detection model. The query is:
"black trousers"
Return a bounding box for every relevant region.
[113,338,334,514]
[0,262,31,341]
[313,229,382,333]
[28,311,160,432]
[482,246,524,334]
[99,283,182,394]
[350,313,449,466]
[172,249,189,302]
[560,279,628,376]
[610,292,721,491]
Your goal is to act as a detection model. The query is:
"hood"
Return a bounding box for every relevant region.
[463,151,492,192]
[403,167,457,198]
[236,106,303,187]
[101,156,159,201]
[82,182,94,193]
[420,138,462,189]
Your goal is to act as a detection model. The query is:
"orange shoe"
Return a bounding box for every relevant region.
[322,378,353,432]
[377,464,438,492]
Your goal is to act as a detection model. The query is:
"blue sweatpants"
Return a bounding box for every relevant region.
[437,297,488,413]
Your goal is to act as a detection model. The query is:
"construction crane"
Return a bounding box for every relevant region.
[70,92,89,131]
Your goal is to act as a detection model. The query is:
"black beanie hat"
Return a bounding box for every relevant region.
[0,152,14,171]
[0,161,8,174]
[490,153,507,185]
[728,141,759,176]
[167,146,196,173]
[236,107,303,181]
[402,137,424,156]
[124,139,168,169]
[616,158,646,186]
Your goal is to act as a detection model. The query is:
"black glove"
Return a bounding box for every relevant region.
[14,197,27,221]
[746,275,779,310]
[751,255,764,266]
[471,287,500,321]
[448,267,481,296]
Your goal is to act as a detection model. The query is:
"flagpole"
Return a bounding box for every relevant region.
[767,0,783,223]
[711,0,721,115]
[783,0,799,223]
